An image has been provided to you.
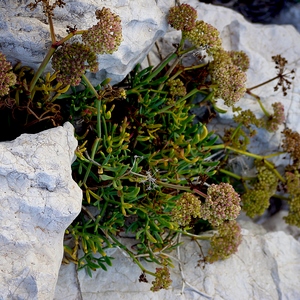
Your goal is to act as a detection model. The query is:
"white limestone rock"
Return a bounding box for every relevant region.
[0,0,173,85]
[0,122,82,299]
[54,225,300,300]
[261,210,300,242]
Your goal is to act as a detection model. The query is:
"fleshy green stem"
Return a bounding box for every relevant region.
[29,45,57,93]
[108,233,156,277]
[203,144,286,183]
[246,90,270,117]
[81,74,101,137]
[82,138,101,185]
[156,180,207,198]
[179,230,213,240]
[48,15,56,43]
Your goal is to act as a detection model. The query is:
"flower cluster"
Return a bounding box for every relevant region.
[200,183,241,227]
[256,162,278,190]
[233,109,263,129]
[171,192,201,227]
[272,54,295,96]
[206,220,242,263]
[82,7,122,55]
[282,128,300,161]
[285,171,300,196]
[284,171,300,227]
[52,42,98,86]
[167,3,197,31]
[166,78,186,99]
[242,161,277,217]
[228,50,250,72]
[223,127,250,151]
[241,189,271,218]
[184,20,222,55]
[209,50,247,106]
[0,52,17,97]
[284,196,300,227]
[265,102,285,132]
[150,266,172,292]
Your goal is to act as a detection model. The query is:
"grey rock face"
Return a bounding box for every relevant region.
[0,122,82,299]
[54,227,300,300]
[0,0,173,85]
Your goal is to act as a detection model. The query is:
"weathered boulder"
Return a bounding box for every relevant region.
[54,225,300,300]
[0,0,173,85]
[0,122,82,299]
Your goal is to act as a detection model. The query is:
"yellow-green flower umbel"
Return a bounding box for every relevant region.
[51,42,98,86]
[167,3,197,31]
[0,52,16,97]
[200,183,241,227]
[82,7,122,55]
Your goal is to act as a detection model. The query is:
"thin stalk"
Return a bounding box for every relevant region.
[108,233,156,277]
[230,123,243,140]
[247,75,280,91]
[156,180,208,198]
[143,52,177,84]
[82,74,101,138]
[29,45,57,93]
[203,144,286,182]
[179,230,213,240]
[246,90,270,117]
[48,15,56,43]
[82,138,101,184]
[219,168,243,180]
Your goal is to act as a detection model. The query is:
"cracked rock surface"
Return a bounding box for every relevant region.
[54,226,300,300]
[0,0,171,85]
[0,122,82,299]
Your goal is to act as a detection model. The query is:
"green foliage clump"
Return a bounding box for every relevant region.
[1,0,300,294]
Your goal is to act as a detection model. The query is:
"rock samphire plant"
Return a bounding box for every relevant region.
[0,0,298,293]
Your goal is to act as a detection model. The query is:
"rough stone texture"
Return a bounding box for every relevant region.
[54,225,300,300]
[0,0,172,85]
[261,210,300,242]
[0,122,82,299]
